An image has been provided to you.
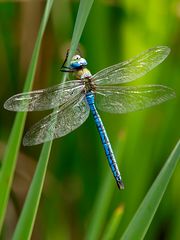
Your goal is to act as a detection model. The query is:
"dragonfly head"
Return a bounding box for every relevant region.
[70,55,88,69]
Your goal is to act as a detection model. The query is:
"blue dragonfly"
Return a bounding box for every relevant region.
[4,46,175,189]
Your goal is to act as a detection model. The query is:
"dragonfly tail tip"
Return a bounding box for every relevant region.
[117,180,124,190]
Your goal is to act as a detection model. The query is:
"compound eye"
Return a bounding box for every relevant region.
[73,55,81,60]
[76,55,81,60]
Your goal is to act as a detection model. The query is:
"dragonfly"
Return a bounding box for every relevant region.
[4,46,175,189]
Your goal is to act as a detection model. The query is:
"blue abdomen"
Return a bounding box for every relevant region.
[86,92,124,189]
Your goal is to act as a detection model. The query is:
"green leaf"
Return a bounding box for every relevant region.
[0,0,54,232]
[85,135,126,240]
[85,172,116,240]
[12,0,95,239]
[12,142,52,240]
[61,0,95,85]
[121,140,180,240]
[102,205,124,240]
[67,0,94,62]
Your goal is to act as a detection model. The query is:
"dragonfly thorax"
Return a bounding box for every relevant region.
[84,78,95,93]
[70,55,94,92]
[75,67,92,80]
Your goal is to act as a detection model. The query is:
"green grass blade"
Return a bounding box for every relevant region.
[121,140,180,240]
[66,0,95,64]
[85,172,116,240]
[85,135,126,240]
[12,142,52,240]
[0,0,53,232]
[12,0,94,239]
[102,205,124,240]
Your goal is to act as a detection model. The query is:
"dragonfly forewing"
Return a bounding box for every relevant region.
[4,80,83,111]
[95,85,175,114]
[23,93,90,146]
[92,46,170,85]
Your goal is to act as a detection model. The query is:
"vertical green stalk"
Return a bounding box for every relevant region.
[0,0,54,232]
[65,0,95,70]
[85,135,126,240]
[102,205,124,240]
[12,0,95,239]
[121,140,180,240]
[12,142,52,240]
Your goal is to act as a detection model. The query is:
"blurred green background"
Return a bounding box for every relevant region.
[0,0,179,239]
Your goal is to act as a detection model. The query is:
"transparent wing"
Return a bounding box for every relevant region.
[95,85,175,114]
[92,46,170,85]
[4,80,84,111]
[23,93,90,146]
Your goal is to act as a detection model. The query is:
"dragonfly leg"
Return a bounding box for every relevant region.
[60,67,74,73]
[60,49,71,71]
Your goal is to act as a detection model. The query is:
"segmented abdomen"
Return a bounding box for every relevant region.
[86,92,124,189]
